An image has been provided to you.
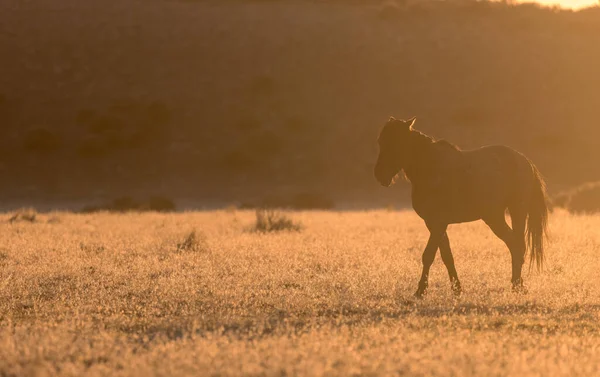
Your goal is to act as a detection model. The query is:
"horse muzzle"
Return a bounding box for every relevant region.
[374,168,393,187]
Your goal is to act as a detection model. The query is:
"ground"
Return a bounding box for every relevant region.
[1,209,599,376]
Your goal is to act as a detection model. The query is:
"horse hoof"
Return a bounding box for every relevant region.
[451,282,462,297]
[414,290,426,299]
[512,285,528,295]
[452,287,462,297]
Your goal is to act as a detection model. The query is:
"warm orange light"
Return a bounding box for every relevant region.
[525,0,597,9]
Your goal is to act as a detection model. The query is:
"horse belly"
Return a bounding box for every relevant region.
[411,189,483,224]
[412,178,507,224]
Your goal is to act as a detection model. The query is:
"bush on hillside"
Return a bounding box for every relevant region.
[552,182,600,214]
[564,182,600,214]
[80,196,176,213]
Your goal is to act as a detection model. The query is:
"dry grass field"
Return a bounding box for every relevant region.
[1,209,599,376]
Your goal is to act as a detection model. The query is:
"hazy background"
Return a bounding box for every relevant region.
[1,0,599,209]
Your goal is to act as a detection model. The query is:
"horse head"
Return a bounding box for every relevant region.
[374,116,416,187]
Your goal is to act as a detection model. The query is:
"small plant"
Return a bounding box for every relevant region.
[176,230,207,252]
[8,208,37,223]
[254,209,301,233]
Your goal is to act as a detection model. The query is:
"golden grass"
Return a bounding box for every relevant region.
[1,209,599,376]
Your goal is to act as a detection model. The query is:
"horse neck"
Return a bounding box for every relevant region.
[402,131,438,184]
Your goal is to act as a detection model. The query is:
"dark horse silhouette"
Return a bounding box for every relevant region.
[374,117,548,298]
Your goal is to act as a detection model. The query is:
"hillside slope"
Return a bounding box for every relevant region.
[1,0,599,204]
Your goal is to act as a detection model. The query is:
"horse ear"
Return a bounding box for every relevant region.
[406,116,416,129]
[389,116,396,122]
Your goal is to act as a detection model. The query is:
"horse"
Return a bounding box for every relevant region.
[374,116,548,298]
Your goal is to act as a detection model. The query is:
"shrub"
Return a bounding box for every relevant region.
[176,230,207,253]
[8,208,37,223]
[254,209,301,232]
[564,182,600,214]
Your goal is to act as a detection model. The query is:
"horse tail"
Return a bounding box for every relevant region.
[526,162,549,271]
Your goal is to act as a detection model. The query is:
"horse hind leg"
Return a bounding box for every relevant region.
[508,206,527,292]
[483,210,526,293]
[439,232,462,296]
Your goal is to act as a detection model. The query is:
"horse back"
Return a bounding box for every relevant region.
[411,144,535,223]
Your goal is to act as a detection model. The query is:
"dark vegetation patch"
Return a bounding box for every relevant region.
[176,230,208,253]
[253,209,302,232]
[551,182,600,214]
[8,208,37,223]
[80,196,176,213]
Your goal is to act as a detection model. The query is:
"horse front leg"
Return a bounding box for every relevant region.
[439,232,462,296]
[415,223,448,298]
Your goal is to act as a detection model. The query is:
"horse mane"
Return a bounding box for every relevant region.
[434,139,461,151]
[410,130,461,151]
